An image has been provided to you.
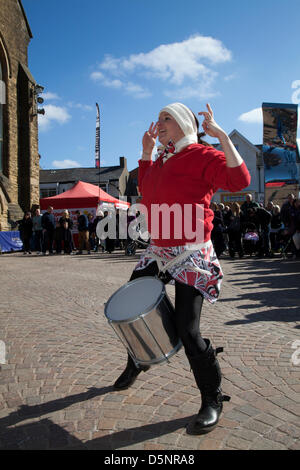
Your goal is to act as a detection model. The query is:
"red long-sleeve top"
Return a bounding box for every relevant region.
[138,143,251,247]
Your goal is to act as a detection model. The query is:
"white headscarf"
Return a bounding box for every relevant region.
[159,102,198,153]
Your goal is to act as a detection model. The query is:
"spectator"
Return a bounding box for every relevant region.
[266,201,274,213]
[94,211,105,252]
[281,193,295,229]
[247,206,272,257]
[210,202,226,258]
[32,208,43,254]
[241,194,259,218]
[227,202,243,258]
[59,210,73,254]
[87,213,96,252]
[42,206,56,255]
[76,210,90,254]
[291,198,300,259]
[270,205,283,252]
[222,205,233,229]
[19,211,33,254]
[104,210,115,254]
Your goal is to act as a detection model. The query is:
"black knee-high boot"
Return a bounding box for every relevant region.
[113,353,150,390]
[186,339,230,435]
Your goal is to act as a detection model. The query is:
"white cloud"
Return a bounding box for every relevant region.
[52,159,81,169]
[67,101,93,111]
[164,82,219,100]
[224,74,236,81]
[124,82,151,98]
[91,34,232,100]
[238,107,263,124]
[291,80,300,104]
[91,70,150,98]
[43,92,61,100]
[38,104,71,131]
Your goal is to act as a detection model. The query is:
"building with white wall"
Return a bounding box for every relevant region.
[212,129,265,205]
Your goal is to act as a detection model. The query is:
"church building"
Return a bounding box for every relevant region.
[0,0,40,230]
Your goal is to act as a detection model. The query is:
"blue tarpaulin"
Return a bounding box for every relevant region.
[0,231,23,252]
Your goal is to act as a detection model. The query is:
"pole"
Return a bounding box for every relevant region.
[95,103,101,211]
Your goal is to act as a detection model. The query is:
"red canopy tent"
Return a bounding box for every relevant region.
[40,181,130,248]
[40,180,130,210]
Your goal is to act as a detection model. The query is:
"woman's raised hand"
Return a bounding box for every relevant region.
[198,104,226,139]
[142,122,158,160]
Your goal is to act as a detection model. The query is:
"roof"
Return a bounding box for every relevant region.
[40,166,124,184]
[229,129,261,153]
[40,180,130,210]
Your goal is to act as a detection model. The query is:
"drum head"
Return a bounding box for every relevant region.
[105,277,164,322]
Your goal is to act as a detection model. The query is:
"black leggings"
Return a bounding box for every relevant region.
[130,262,207,357]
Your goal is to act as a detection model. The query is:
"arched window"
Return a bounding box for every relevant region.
[0,59,4,172]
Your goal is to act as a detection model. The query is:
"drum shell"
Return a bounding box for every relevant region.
[106,280,181,366]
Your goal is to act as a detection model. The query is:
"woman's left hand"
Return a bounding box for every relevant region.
[198,104,226,139]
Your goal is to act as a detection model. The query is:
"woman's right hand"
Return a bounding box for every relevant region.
[142,122,158,160]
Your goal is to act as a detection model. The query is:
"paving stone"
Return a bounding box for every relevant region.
[0,252,299,450]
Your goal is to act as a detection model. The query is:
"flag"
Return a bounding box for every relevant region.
[95,103,100,168]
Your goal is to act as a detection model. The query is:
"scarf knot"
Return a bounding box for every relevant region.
[158,141,176,166]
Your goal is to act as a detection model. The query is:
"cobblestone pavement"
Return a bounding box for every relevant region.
[0,250,299,450]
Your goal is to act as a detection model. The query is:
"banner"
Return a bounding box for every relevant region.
[262,102,299,204]
[95,103,100,169]
[0,231,23,252]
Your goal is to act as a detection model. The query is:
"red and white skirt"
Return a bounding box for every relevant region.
[135,241,223,303]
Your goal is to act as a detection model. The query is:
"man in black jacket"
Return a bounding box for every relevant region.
[241,194,259,217]
[247,207,272,257]
[42,206,56,255]
[76,210,90,254]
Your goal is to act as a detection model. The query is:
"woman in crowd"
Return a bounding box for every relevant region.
[19,211,33,255]
[111,102,251,435]
[270,205,283,253]
[227,202,244,258]
[210,202,226,258]
[58,210,73,254]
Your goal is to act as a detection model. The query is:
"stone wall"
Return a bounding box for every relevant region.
[0,0,39,230]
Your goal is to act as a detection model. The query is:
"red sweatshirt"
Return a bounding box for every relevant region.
[138,143,251,247]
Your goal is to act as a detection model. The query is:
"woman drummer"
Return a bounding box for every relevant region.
[113,102,251,435]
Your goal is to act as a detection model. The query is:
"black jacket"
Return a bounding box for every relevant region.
[248,208,271,231]
[77,214,88,231]
[42,212,56,231]
[19,217,33,239]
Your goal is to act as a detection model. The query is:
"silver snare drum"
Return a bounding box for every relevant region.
[104,277,182,366]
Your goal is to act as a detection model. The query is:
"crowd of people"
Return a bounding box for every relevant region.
[210,193,300,259]
[17,205,145,256]
[16,193,300,260]
[18,206,98,256]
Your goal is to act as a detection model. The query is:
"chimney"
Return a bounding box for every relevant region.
[119,156,127,169]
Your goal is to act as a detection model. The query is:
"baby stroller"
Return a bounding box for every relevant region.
[242,224,260,256]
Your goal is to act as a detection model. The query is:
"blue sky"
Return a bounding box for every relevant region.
[22,0,300,171]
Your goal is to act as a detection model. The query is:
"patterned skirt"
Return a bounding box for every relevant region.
[135,241,223,303]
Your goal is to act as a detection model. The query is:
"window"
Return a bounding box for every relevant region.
[40,188,57,198]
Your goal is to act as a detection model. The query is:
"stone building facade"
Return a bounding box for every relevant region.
[0,0,40,230]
